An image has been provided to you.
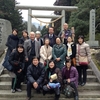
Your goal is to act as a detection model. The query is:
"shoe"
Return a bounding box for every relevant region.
[16,88,22,92]
[11,89,16,93]
[81,82,86,86]
[43,90,46,96]
[78,82,81,85]
[74,96,79,100]
[26,97,31,100]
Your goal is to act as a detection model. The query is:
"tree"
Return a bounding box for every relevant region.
[0,0,24,35]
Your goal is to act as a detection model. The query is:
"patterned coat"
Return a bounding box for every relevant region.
[76,42,91,66]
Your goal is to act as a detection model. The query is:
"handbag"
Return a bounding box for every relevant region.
[63,84,74,98]
[78,45,88,65]
[2,56,13,71]
[50,73,57,81]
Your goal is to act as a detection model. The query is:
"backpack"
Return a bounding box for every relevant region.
[63,84,74,98]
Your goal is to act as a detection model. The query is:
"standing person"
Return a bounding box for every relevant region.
[43,60,62,100]
[76,35,91,86]
[52,37,66,70]
[24,32,40,66]
[9,44,25,93]
[62,59,79,100]
[19,30,29,45]
[66,36,76,66]
[43,27,57,47]
[35,31,44,48]
[40,38,52,68]
[5,29,19,58]
[26,57,45,100]
[58,23,72,44]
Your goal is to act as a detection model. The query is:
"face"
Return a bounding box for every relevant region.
[66,62,71,69]
[49,61,55,69]
[45,39,50,45]
[63,23,68,30]
[49,28,54,34]
[23,32,28,38]
[18,47,24,53]
[56,38,61,44]
[30,32,35,40]
[78,38,84,44]
[32,58,39,66]
[36,34,41,39]
[12,30,17,35]
[67,37,72,43]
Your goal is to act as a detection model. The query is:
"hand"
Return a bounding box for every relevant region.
[33,82,38,89]
[66,57,70,60]
[17,69,22,73]
[50,79,53,83]
[25,58,28,61]
[47,84,50,89]
[67,79,70,83]
[56,58,60,61]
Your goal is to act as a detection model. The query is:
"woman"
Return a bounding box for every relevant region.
[76,35,91,86]
[5,29,19,58]
[52,37,66,70]
[40,38,52,68]
[62,59,79,100]
[19,30,29,45]
[66,36,76,66]
[9,44,25,93]
[43,60,62,100]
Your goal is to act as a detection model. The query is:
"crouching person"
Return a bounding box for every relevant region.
[43,60,62,100]
[26,57,45,100]
[62,59,79,100]
[9,44,25,93]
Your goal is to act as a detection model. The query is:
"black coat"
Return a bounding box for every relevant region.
[43,34,57,47]
[66,43,76,59]
[27,63,45,84]
[43,67,62,85]
[6,34,19,57]
[9,50,25,73]
[19,36,29,45]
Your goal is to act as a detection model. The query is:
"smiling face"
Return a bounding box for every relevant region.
[66,61,71,69]
[45,39,50,46]
[12,30,17,36]
[49,61,55,69]
[67,36,72,43]
[23,32,28,38]
[32,58,39,66]
[30,32,35,40]
[78,38,84,44]
[56,38,61,45]
[17,47,24,53]
[63,23,68,30]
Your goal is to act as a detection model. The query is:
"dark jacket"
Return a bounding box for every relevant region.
[66,43,76,59]
[43,33,57,47]
[6,34,19,57]
[62,66,78,87]
[9,50,25,73]
[19,36,29,45]
[27,63,45,84]
[43,67,62,85]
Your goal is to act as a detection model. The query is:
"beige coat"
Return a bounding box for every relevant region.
[40,45,52,64]
[76,42,91,66]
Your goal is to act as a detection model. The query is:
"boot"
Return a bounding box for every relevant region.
[54,94,60,100]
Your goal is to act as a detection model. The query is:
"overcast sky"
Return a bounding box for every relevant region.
[16,0,56,24]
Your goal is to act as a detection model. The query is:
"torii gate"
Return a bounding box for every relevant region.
[15,5,78,33]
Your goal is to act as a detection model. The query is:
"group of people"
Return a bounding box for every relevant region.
[4,23,91,100]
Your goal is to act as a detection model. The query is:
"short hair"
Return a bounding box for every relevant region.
[78,35,84,42]
[65,59,72,64]
[12,29,18,33]
[22,30,28,35]
[32,56,39,61]
[56,37,62,42]
[48,60,55,65]
[29,31,35,36]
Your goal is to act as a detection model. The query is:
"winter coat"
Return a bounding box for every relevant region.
[76,42,91,66]
[27,63,45,84]
[40,45,52,64]
[43,67,62,85]
[43,34,57,47]
[52,43,67,69]
[62,66,78,87]
[19,36,29,45]
[5,34,19,57]
[9,50,25,73]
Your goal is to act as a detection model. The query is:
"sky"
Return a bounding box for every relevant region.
[16,0,56,24]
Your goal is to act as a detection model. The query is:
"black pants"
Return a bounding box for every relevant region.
[11,72,23,89]
[77,65,88,83]
[27,81,42,97]
[64,82,78,97]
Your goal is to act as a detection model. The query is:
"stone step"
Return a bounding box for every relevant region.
[0,82,100,90]
[0,74,98,82]
[2,68,94,75]
[0,90,99,98]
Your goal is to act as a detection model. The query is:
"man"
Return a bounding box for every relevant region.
[24,32,40,65]
[59,23,72,44]
[35,31,44,48]
[26,57,45,100]
[43,27,57,47]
